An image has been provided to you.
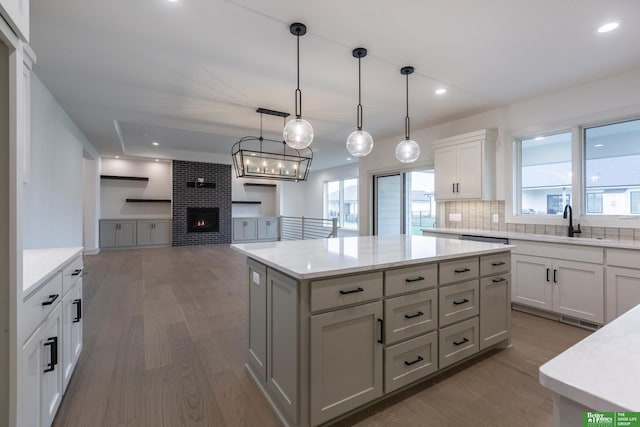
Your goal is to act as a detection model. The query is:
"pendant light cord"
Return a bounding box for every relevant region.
[404,73,410,140]
[357,56,363,130]
[295,30,302,119]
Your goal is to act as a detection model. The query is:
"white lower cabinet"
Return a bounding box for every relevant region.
[439,317,479,369]
[605,266,640,322]
[384,331,438,393]
[136,220,169,246]
[40,303,63,427]
[480,274,510,350]
[233,218,257,241]
[62,280,83,390]
[257,217,278,240]
[99,220,136,248]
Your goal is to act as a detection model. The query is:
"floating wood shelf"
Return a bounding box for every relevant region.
[125,199,171,203]
[101,175,149,182]
[232,201,262,204]
[187,182,216,188]
[244,183,277,188]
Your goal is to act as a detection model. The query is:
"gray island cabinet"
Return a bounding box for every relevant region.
[231,235,513,427]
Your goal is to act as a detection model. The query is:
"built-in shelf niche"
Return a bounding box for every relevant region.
[232,201,262,204]
[125,198,171,203]
[100,175,149,182]
[244,183,276,188]
[187,182,216,188]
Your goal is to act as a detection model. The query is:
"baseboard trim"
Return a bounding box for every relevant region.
[84,248,100,255]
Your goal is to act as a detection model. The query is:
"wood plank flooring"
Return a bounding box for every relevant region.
[53,245,590,427]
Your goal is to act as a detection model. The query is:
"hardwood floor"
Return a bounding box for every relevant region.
[53,245,590,427]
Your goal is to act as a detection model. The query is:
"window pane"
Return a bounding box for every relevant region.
[407,170,436,235]
[585,119,640,215]
[343,178,358,230]
[325,181,340,223]
[519,132,572,215]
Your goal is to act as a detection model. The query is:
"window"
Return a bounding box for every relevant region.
[586,192,603,214]
[516,131,572,215]
[585,119,640,215]
[324,178,358,230]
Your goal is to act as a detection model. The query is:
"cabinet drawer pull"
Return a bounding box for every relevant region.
[452,183,455,193]
[404,311,424,319]
[553,269,558,283]
[404,356,424,366]
[491,261,506,266]
[454,268,470,273]
[453,298,469,305]
[546,268,550,282]
[339,287,364,295]
[44,337,58,373]
[405,276,425,283]
[73,299,82,323]
[377,318,384,344]
[42,294,59,306]
[453,337,469,346]
[492,277,506,283]
[71,269,82,276]
[456,183,459,193]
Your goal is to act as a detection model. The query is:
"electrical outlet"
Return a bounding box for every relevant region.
[449,213,462,222]
[492,214,499,223]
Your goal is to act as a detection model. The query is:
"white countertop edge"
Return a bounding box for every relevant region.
[231,244,513,280]
[23,247,84,298]
[422,227,640,250]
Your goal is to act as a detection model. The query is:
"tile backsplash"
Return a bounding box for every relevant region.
[436,200,640,241]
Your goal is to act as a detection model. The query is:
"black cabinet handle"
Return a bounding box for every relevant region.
[339,287,364,295]
[456,183,459,193]
[491,261,506,266]
[492,277,506,283]
[453,298,469,305]
[546,268,550,282]
[454,268,471,273]
[404,311,424,319]
[404,356,424,366]
[553,269,557,283]
[71,269,82,276]
[43,337,58,373]
[405,276,425,283]
[452,183,455,193]
[453,337,469,346]
[73,299,82,323]
[377,318,384,344]
[42,294,59,306]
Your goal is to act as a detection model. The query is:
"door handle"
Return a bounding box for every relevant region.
[546,268,550,282]
[456,183,459,193]
[492,277,506,283]
[71,269,82,276]
[404,356,424,366]
[453,337,469,346]
[44,337,58,372]
[377,318,384,344]
[453,298,469,305]
[452,183,455,193]
[553,269,557,283]
[405,276,425,283]
[454,268,470,273]
[42,294,59,306]
[491,261,506,266]
[73,299,82,323]
[404,311,424,319]
[339,287,364,295]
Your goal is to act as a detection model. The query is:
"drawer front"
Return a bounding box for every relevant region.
[384,331,438,394]
[439,317,479,369]
[479,252,510,277]
[385,289,438,345]
[310,272,383,312]
[439,257,479,285]
[21,271,63,343]
[439,280,479,327]
[62,255,83,296]
[384,263,437,296]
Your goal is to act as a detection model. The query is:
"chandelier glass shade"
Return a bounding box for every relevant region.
[395,66,420,163]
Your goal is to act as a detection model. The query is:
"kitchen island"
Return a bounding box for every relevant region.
[231,235,513,427]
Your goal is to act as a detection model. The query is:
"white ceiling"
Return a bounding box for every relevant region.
[30,0,640,170]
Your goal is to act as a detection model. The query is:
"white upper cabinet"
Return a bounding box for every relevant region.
[0,0,30,42]
[433,129,497,200]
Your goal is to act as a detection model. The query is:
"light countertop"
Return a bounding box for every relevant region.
[231,234,512,280]
[422,227,640,250]
[539,304,640,411]
[23,247,83,297]
[100,217,172,220]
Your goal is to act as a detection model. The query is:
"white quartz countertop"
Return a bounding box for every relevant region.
[422,227,640,250]
[101,217,172,220]
[23,247,83,297]
[231,235,512,280]
[539,304,640,411]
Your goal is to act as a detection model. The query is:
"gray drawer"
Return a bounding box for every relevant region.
[384,331,438,394]
[439,257,479,285]
[439,317,479,369]
[384,263,437,296]
[384,288,437,345]
[439,280,479,327]
[479,252,510,277]
[310,272,383,312]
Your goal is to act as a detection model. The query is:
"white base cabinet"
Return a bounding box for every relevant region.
[100,219,171,248]
[99,220,136,248]
[234,217,278,242]
[136,220,170,246]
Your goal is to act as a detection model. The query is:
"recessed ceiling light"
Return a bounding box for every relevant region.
[152,141,159,146]
[346,157,352,161]
[534,136,545,140]
[594,143,604,147]
[435,88,447,95]
[168,0,179,3]
[115,155,120,159]
[598,21,621,33]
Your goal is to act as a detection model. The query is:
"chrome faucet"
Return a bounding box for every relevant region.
[562,204,581,237]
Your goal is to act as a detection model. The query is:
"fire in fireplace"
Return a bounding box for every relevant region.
[187,207,219,233]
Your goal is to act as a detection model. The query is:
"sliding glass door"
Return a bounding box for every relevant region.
[374,174,403,235]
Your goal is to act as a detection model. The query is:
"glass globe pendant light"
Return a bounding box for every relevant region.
[395,66,420,163]
[283,23,314,149]
[346,47,374,157]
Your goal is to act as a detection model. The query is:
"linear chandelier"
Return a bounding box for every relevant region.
[232,108,313,182]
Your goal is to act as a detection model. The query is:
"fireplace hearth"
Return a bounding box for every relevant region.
[187,207,219,233]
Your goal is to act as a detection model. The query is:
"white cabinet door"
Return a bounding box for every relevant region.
[511,254,553,311]
[248,260,267,382]
[137,220,169,246]
[310,301,383,426]
[434,145,458,200]
[606,266,640,323]
[456,141,483,199]
[41,303,63,427]
[117,221,136,247]
[99,222,118,248]
[552,260,603,324]
[20,325,43,427]
[257,218,278,240]
[62,280,83,385]
[136,221,153,246]
[233,218,257,241]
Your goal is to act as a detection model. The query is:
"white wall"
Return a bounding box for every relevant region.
[358,68,640,234]
[304,163,359,219]
[22,74,94,249]
[231,174,278,217]
[100,158,171,219]
[83,157,100,253]
[279,180,307,217]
